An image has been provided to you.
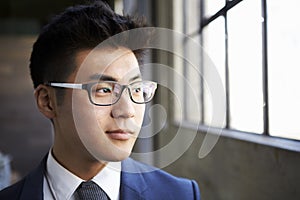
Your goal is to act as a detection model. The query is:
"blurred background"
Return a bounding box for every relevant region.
[1,0,300,199]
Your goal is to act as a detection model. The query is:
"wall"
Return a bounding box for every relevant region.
[0,0,116,181]
[158,126,300,200]
[146,1,300,199]
[0,36,53,180]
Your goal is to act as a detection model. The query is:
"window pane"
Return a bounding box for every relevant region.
[227,0,264,133]
[114,0,123,15]
[202,17,226,128]
[174,0,202,124]
[204,0,225,17]
[184,34,202,123]
[185,0,200,34]
[268,0,300,140]
[173,0,184,122]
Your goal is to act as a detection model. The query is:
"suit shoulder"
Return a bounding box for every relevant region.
[125,158,194,183]
[122,158,201,199]
[142,165,201,199]
[0,156,46,200]
[0,179,25,200]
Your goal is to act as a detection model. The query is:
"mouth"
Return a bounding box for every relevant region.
[105,129,134,141]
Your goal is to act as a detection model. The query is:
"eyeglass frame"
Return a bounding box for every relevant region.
[45,80,157,106]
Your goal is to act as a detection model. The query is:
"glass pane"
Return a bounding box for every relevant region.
[184,34,202,123]
[174,0,202,123]
[114,0,123,15]
[173,49,185,122]
[227,0,264,133]
[202,17,226,128]
[204,0,225,17]
[268,0,300,140]
[185,0,201,34]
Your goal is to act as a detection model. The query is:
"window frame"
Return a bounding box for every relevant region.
[174,0,300,151]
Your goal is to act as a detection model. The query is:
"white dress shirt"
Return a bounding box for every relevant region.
[43,151,121,200]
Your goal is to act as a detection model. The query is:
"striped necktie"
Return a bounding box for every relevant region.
[76,181,110,200]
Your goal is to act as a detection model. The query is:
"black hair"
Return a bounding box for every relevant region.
[29,0,148,89]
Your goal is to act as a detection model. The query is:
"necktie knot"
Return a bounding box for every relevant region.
[76,181,110,200]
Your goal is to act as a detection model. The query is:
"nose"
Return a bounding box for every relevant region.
[111,88,135,118]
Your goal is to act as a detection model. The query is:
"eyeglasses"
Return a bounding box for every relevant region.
[45,81,157,106]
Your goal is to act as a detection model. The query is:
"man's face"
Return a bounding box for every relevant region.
[54,47,146,162]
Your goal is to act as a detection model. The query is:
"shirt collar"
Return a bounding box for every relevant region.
[92,161,121,200]
[46,151,83,200]
[46,150,121,200]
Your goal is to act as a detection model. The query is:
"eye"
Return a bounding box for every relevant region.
[131,85,143,94]
[93,82,114,96]
[133,87,142,93]
[96,87,112,93]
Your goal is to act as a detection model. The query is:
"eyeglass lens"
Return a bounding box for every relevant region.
[90,81,156,105]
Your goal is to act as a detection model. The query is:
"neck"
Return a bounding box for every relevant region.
[52,144,106,180]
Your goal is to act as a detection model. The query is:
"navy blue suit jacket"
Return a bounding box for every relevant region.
[0,156,200,200]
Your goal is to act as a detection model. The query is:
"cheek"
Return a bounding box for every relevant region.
[72,92,104,131]
[94,107,112,125]
[135,105,146,124]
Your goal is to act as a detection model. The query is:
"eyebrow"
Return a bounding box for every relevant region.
[89,73,142,82]
[129,74,142,82]
[89,74,117,81]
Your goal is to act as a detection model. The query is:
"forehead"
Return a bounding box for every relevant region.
[73,47,141,82]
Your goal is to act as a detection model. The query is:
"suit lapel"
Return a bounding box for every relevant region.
[18,156,148,200]
[20,155,47,200]
[120,158,148,200]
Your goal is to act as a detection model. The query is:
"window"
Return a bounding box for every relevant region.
[268,0,300,140]
[227,0,264,133]
[174,0,300,141]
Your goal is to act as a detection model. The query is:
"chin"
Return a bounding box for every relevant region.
[109,155,130,162]
[103,150,131,162]
[90,146,133,162]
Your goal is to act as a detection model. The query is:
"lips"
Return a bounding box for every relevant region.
[105,129,134,140]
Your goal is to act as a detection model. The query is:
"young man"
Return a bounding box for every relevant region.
[0,1,200,199]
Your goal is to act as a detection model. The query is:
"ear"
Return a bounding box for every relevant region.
[34,85,56,119]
